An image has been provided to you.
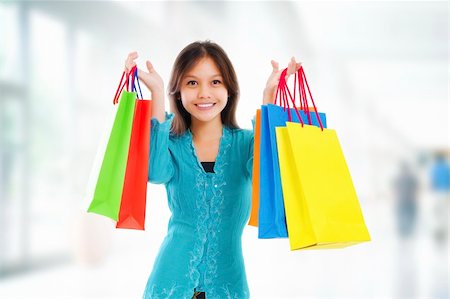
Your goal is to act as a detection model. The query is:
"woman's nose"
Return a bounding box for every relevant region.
[198,85,211,99]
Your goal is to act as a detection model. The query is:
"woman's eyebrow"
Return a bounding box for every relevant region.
[184,74,222,79]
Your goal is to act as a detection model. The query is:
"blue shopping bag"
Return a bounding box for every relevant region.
[258,104,327,239]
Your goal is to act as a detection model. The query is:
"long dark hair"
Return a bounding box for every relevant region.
[168,40,240,135]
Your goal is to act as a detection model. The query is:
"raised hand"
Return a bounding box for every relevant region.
[125,51,164,96]
[262,57,301,105]
[125,51,165,122]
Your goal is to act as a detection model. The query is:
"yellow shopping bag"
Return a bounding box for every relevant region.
[276,122,370,250]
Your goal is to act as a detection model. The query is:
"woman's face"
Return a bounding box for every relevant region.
[179,57,228,124]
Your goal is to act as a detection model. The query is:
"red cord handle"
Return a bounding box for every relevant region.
[298,67,324,130]
[274,67,304,125]
[113,66,137,105]
[273,65,323,130]
[274,68,287,107]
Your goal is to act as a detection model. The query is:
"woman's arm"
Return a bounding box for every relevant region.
[125,51,174,184]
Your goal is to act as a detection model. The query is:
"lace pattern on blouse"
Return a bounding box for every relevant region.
[186,127,232,298]
[143,282,185,299]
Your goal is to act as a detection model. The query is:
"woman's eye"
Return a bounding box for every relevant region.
[212,80,221,85]
[187,81,197,86]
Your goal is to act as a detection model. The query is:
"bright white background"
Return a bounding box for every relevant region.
[0,1,448,298]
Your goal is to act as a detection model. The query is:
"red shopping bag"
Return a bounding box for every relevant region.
[116,68,152,230]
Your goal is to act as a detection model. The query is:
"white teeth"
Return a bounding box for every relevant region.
[197,103,214,108]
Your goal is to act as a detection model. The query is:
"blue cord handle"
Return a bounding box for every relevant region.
[135,68,143,99]
[131,68,143,99]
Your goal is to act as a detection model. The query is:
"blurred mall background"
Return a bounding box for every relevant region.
[0,1,448,298]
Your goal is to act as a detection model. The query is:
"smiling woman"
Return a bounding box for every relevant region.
[132,40,257,298]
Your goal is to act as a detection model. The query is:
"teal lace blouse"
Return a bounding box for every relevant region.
[143,113,254,299]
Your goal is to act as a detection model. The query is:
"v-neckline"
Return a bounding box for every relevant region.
[187,126,228,175]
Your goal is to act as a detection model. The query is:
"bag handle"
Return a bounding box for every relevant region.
[297,67,324,130]
[130,68,143,100]
[113,66,135,104]
[297,69,309,123]
[113,66,142,104]
[275,68,304,126]
[113,71,126,104]
[284,72,304,125]
[272,66,324,131]
[275,69,295,114]
[274,68,287,107]
[276,66,324,130]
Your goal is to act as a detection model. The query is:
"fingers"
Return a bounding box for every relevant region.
[271,60,279,73]
[146,60,154,73]
[283,57,294,82]
[287,57,303,73]
[287,57,296,75]
[125,51,138,72]
[284,57,303,81]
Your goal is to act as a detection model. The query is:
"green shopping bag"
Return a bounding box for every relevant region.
[87,88,137,221]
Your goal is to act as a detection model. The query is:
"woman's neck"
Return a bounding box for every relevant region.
[190,116,223,141]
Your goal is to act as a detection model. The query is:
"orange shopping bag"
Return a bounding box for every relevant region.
[248,109,261,226]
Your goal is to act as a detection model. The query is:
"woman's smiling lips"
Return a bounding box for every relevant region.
[195,103,216,110]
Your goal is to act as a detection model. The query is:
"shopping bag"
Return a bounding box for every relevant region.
[257,69,291,238]
[249,109,261,227]
[87,68,138,221]
[278,122,371,250]
[116,69,152,230]
[259,105,326,237]
[259,104,288,238]
[276,66,370,249]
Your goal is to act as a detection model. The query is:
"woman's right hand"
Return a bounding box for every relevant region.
[125,51,164,96]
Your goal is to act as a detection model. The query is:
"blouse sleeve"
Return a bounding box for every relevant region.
[148,112,175,184]
[245,116,256,178]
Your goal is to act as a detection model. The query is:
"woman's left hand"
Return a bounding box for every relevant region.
[262,57,301,105]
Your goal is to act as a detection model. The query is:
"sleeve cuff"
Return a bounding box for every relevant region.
[151,112,174,133]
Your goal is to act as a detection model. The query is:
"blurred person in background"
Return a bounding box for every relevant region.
[393,160,419,239]
[429,150,450,245]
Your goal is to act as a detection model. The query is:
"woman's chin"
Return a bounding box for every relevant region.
[191,112,220,124]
